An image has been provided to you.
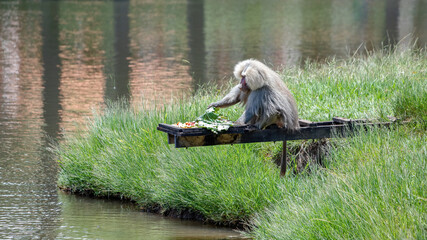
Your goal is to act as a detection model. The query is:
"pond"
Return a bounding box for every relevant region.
[0,0,425,239]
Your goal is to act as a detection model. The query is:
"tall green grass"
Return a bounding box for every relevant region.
[57,93,283,222]
[394,78,427,129]
[57,49,426,238]
[248,127,426,239]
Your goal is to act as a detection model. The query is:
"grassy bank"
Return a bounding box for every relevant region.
[57,49,426,239]
[249,127,426,239]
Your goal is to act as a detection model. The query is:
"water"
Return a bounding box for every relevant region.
[0,0,425,239]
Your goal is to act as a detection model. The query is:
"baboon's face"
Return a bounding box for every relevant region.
[238,64,251,92]
[239,76,249,92]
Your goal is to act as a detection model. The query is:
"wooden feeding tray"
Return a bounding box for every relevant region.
[157,117,394,148]
[157,117,396,176]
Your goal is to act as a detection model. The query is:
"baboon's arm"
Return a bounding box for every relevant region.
[208,85,243,108]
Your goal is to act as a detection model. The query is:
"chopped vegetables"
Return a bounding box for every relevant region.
[174,121,197,128]
[173,107,233,133]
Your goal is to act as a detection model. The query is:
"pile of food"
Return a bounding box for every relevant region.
[174,107,233,133]
[174,121,197,128]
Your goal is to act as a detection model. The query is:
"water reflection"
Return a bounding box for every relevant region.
[42,1,62,140]
[58,1,109,127]
[128,0,192,106]
[57,192,243,240]
[110,0,131,102]
[187,0,207,89]
[0,0,426,239]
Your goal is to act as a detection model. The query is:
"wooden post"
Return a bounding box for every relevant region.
[280,141,287,176]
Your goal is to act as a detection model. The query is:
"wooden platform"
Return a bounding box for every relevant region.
[157,117,396,176]
[157,117,394,148]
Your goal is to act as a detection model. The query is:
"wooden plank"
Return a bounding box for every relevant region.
[332,117,367,124]
[157,123,207,136]
[172,124,350,148]
[298,119,312,127]
[332,117,351,124]
[315,121,334,126]
[158,123,256,136]
[158,118,397,148]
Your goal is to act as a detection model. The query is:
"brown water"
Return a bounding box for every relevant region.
[0,0,425,239]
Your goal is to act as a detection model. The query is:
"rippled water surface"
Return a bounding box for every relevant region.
[0,0,425,239]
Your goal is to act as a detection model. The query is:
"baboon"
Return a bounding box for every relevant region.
[208,59,299,130]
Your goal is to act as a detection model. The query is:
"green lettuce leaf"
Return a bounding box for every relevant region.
[195,107,233,133]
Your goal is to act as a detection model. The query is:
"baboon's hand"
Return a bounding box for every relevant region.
[207,102,219,109]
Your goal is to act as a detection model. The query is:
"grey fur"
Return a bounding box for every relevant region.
[208,59,299,130]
